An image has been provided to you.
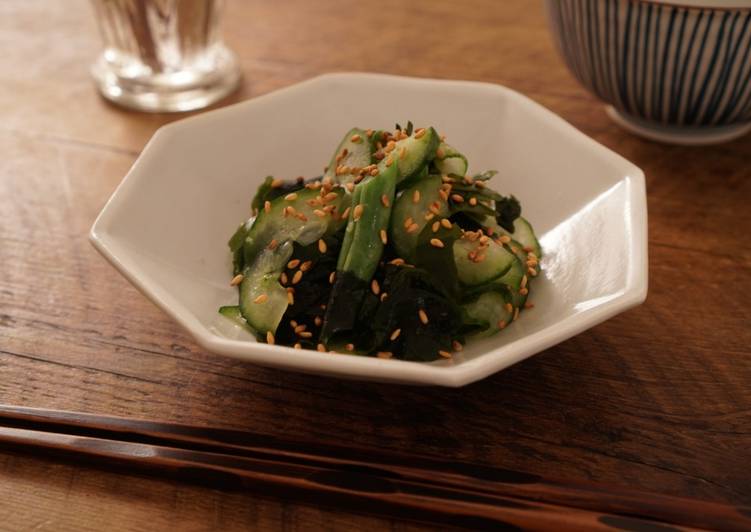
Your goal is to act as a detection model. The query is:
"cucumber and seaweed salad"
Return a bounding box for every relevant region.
[220,123,541,361]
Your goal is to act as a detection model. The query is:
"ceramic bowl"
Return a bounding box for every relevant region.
[90,73,648,387]
[545,0,751,145]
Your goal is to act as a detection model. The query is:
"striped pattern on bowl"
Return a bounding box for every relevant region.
[545,0,751,127]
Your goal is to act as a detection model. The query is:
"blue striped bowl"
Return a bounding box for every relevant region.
[545,0,751,144]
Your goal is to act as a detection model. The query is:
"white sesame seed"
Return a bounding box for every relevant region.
[430,238,444,248]
[318,239,327,253]
[390,328,401,341]
[253,294,268,304]
[292,270,303,284]
[418,309,429,324]
[230,274,244,286]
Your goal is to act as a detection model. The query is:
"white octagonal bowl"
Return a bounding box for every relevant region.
[90,73,648,387]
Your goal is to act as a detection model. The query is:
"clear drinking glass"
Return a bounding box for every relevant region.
[90,0,240,112]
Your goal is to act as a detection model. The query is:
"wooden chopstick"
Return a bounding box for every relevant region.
[0,405,748,531]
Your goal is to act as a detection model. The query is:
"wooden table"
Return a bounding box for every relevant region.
[2,0,750,529]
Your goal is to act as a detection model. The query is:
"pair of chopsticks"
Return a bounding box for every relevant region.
[0,405,747,530]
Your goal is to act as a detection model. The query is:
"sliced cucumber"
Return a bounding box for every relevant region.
[243,186,349,263]
[218,306,255,334]
[239,241,294,335]
[498,242,528,309]
[454,237,515,286]
[461,289,514,337]
[390,174,448,262]
[497,216,542,260]
[337,161,398,281]
[324,128,374,185]
[433,142,468,177]
[240,186,349,335]
[378,127,440,186]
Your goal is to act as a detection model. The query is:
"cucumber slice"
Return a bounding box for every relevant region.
[378,127,440,186]
[454,237,515,286]
[462,289,514,337]
[218,306,255,333]
[240,186,349,335]
[337,161,398,281]
[324,128,374,185]
[433,142,468,177]
[497,216,542,260]
[243,186,349,263]
[239,241,294,335]
[390,174,448,262]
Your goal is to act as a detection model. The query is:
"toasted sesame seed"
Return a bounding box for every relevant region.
[436,147,445,158]
[440,219,452,229]
[505,302,513,313]
[523,246,535,253]
[341,206,351,220]
[292,270,303,284]
[390,328,401,341]
[441,175,452,183]
[381,194,390,207]
[318,239,327,253]
[389,258,405,266]
[287,290,295,305]
[451,194,464,203]
[280,272,288,284]
[405,223,418,233]
[432,221,440,232]
[519,287,529,296]
[377,351,393,359]
[351,133,362,143]
[380,229,388,245]
[412,190,421,203]
[294,343,302,349]
[498,320,507,329]
[370,167,380,176]
[452,340,463,352]
[475,253,486,263]
[286,259,299,269]
[520,275,528,289]
[296,213,308,222]
[418,309,429,324]
[313,209,327,218]
[385,157,394,167]
[323,192,338,203]
[424,212,435,221]
[366,129,374,138]
[298,331,313,338]
[314,316,322,327]
[294,324,307,334]
[264,201,271,213]
[430,238,444,248]
[252,294,268,305]
[268,239,278,250]
[353,204,364,221]
[513,307,520,321]
[371,279,380,295]
[284,193,298,201]
[345,182,355,192]
[230,273,244,286]
[380,292,388,301]
[403,216,413,229]
[346,343,355,351]
[414,127,426,138]
[469,197,478,206]
[479,235,490,244]
[438,350,452,359]
[438,189,449,201]
[266,331,275,344]
[429,204,441,215]
[499,235,511,244]
[271,179,283,188]
[528,267,538,277]
[300,260,313,272]
[475,180,486,188]
[317,343,326,352]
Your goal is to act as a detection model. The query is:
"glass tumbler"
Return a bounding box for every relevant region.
[90,0,241,112]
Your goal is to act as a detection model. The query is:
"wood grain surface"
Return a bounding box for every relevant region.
[1,0,750,530]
